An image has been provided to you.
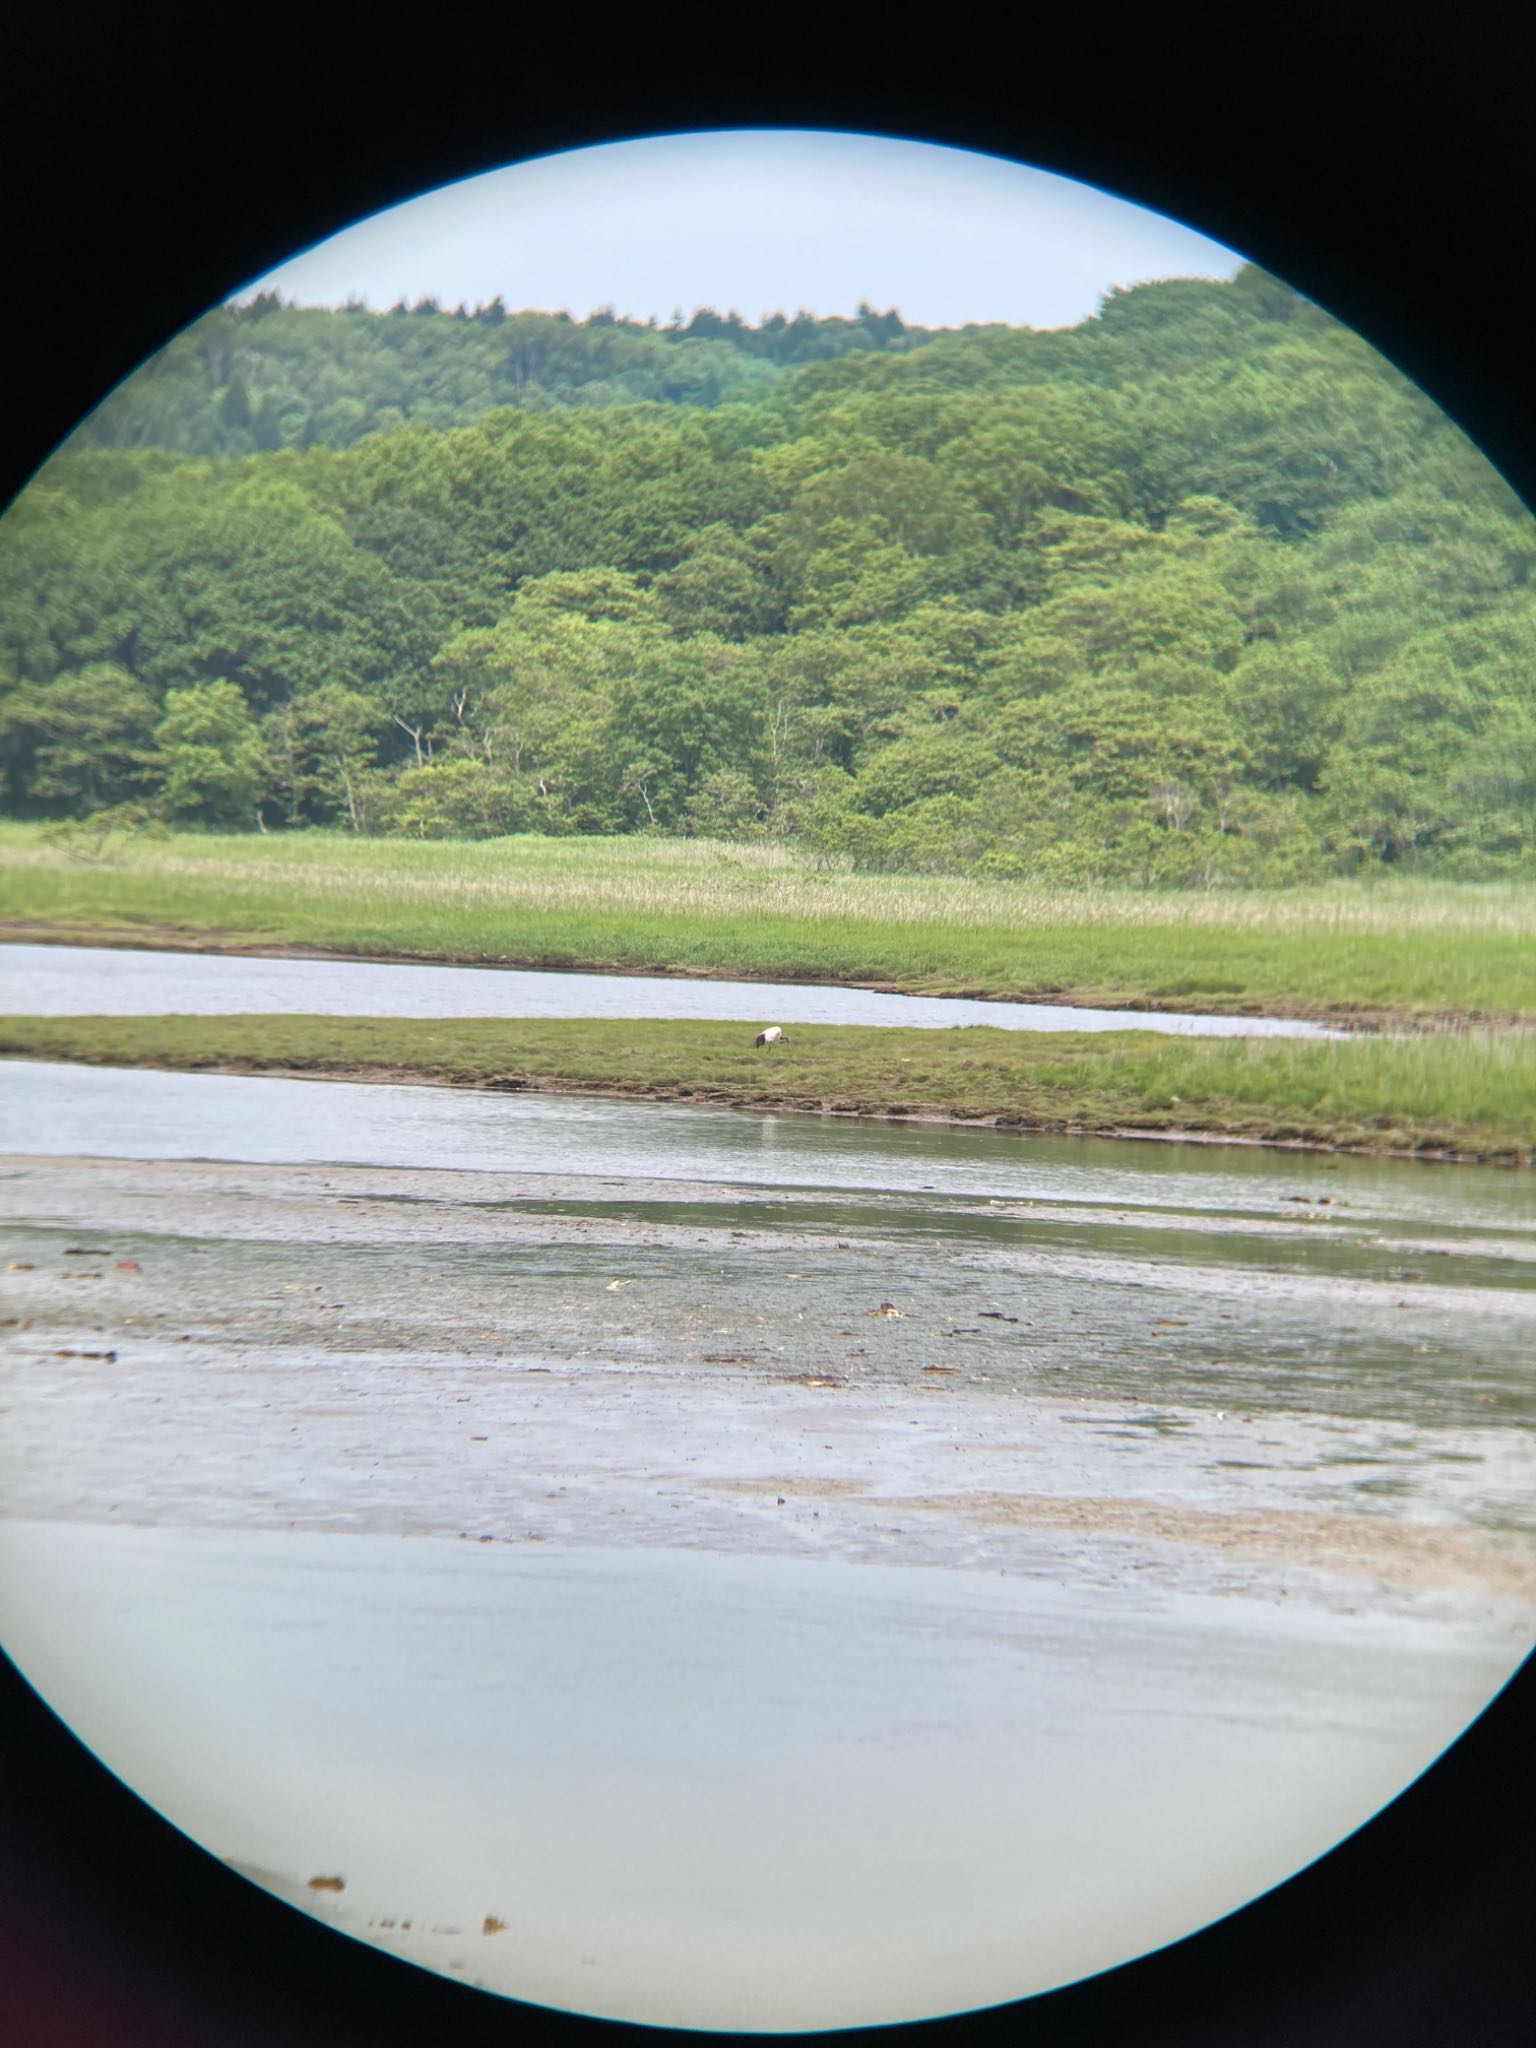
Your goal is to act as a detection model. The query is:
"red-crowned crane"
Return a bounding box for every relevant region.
[754,1026,785,1048]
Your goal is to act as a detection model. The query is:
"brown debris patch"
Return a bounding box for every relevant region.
[876,1490,1536,1598]
[700,1475,872,1499]
[306,1874,346,1893]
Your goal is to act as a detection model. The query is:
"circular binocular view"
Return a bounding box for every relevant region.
[0,129,1532,2034]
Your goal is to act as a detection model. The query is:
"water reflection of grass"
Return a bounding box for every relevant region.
[1,1011,1530,1162]
[3,823,1534,1021]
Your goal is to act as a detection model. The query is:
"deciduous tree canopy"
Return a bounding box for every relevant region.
[3,269,1532,881]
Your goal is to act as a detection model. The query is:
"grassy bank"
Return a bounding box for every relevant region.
[4,1014,1532,1162]
[3,824,1535,1023]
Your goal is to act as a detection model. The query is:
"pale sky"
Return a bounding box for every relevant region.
[236,129,1247,332]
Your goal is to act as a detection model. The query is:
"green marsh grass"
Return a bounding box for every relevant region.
[3,1013,1530,1161]
[2,824,1533,1021]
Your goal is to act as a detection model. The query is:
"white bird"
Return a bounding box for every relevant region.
[754,1026,785,1048]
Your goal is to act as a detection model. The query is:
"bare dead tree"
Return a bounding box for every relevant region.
[391,713,428,769]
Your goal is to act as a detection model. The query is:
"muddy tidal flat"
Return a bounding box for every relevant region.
[2,1077,1534,2030]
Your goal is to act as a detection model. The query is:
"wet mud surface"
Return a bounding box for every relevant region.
[4,1152,1534,1607]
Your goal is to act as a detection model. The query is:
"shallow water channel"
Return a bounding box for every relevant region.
[0,941,1348,1035]
[2,1056,1533,2029]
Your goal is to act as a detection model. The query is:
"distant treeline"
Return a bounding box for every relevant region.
[2,267,1533,885]
[67,297,928,457]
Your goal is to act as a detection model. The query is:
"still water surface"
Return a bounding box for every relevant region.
[4,1056,1530,1234]
[0,941,1348,1036]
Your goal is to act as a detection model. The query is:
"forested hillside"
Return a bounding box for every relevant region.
[3,266,1533,884]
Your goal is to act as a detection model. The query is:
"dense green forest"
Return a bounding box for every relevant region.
[2,266,1533,884]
